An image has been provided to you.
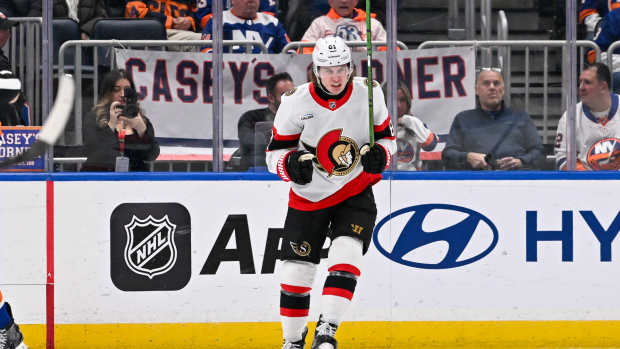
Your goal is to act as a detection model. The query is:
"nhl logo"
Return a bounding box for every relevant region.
[329,101,337,109]
[124,215,178,279]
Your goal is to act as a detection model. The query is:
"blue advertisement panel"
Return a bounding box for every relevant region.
[0,126,43,171]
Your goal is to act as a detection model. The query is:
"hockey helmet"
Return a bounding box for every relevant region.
[312,36,353,81]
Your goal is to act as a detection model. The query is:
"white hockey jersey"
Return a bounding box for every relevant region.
[555,94,620,170]
[300,8,387,53]
[396,114,437,171]
[266,77,396,210]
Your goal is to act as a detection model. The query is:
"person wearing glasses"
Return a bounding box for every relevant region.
[554,63,620,170]
[442,67,545,170]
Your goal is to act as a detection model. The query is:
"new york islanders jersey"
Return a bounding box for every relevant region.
[200,9,290,53]
[266,77,396,210]
[588,9,620,70]
[579,0,620,31]
[555,94,620,170]
[196,0,277,29]
[396,114,437,171]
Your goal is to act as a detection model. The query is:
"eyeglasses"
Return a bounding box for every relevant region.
[476,67,502,73]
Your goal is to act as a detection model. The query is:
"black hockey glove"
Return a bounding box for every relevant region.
[360,144,387,174]
[285,150,314,185]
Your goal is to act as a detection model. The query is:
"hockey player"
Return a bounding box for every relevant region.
[266,36,396,349]
[0,290,27,349]
[555,62,620,170]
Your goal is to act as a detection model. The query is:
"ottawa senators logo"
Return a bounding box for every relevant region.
[303,129,360,176]
[290,241,312,257]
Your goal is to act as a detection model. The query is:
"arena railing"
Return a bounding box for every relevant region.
[281,40,409,52]
[57,39,267,147]
[53,39,267,172]
[418,40,601,143]
[606,40,620,91]
[5,17,43,125]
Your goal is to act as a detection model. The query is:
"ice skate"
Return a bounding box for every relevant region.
[310,316,338,349]
[0,321,28,349]
[282,326,308,349]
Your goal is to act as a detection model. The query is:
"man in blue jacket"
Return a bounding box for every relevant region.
[442,67,545,170]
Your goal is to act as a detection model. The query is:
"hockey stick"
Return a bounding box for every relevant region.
[365,0,374,147]
[0,74,74,169]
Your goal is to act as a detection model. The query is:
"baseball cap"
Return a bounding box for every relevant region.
[0,17,16,30]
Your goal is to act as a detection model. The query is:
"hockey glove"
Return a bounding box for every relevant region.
[285,150,314,185]
[360,144,387,174]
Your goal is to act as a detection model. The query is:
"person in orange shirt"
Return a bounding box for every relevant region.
[125,0,201,45]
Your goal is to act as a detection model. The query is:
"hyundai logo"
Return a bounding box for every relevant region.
[373,204,498,269]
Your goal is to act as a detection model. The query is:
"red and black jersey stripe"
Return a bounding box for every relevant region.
[267,127,300,151]
[374,117,395,141]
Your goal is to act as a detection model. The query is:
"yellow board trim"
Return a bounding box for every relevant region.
[20,321,620,349]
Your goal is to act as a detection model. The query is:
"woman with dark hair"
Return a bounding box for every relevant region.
[81,69,159,172]
[390,80,438,170]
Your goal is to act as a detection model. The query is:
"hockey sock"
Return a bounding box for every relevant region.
[320,264,359,326]
[280,260,317,342]
[280,284,311,341]
[320,236,363,326]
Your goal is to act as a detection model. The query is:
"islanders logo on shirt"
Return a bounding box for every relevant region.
[587,137,620,170]
[303,129,360,176]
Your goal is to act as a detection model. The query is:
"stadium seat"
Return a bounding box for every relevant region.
[92,18,167,41]
[91,18,167,68]
[52,18,81,68]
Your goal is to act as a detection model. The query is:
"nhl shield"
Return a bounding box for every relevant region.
[124,215,178,279]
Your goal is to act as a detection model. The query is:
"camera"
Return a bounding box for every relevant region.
[120,86,140,118]
[484,153,498,170]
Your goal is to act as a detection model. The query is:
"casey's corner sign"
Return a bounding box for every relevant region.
[115,47,475,141]
[0,126,43,171]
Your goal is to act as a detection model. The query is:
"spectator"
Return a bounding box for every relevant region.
[0,0,34,17]
[555,63,620,170]
[280,0,329,41]
[30,0,108,39]
[196,0,277,31]
[388,80,438,171]
[237,72,293,170]
[587,9,620,94]
[125,0,201,44]
[200,0,290,53]
[0,18,31,126]
[442,67,544,170]
[0,71,29,126]
[579,0,620,39]
[105,0,126,17]
[81,69,159,172]
[300,0,387,53]
[0,14,15,71]
[0,291,27,349]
